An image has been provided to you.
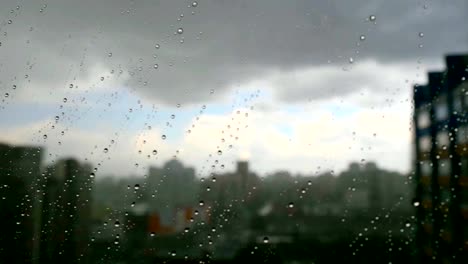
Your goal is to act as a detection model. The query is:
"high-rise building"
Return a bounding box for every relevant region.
[39,158,94,264]
[413,54,468,263]
[0,142,43,264]
[147,159,197,211]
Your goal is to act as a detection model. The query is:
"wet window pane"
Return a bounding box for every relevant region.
[0,0,466,263]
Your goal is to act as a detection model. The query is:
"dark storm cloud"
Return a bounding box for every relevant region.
[0,0,466,105]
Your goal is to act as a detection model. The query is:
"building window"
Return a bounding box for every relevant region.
[436,131,449,149]
[435,96,448,121]
[417,109,431,129]
[453,86,463,113]
[438,159,451,176]
[457,125,468,144]
[419,136,431,152]
[421,161,432,177]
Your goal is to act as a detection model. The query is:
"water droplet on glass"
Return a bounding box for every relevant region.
[108,52,112,57]
[69,84,74,89]
[413,201,420,207]
[288,202,294,208]
[349,57,354,64]
[192,1,198,7]
[103,148,109,153]
[114,221,120,227]
[162,135,167,140]
[171,114,175,119]
[43,134,47,139]
[4,93,9,98]
[89,173,95,178]
[217,150,222,155]
[177,28,184,34]
[418,32,424,38]
[7,20,12,25]
[199,200,204,206]
[369,15,376,21]
[152,150,157,155]
[63,98,67,103]
[359,35,366,41]
[263,237,269,243]
[134,184,140,190]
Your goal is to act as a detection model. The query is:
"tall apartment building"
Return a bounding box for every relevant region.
[0,143,43,264]
[413,54,468,263]
[39,158,94,264]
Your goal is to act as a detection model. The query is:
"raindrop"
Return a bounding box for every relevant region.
[263,237,269,243]
[171,114,175,119]
[162,135,167,140]
[153,64,159,69]
[413,201,420,207]
[288,202,294,208]
[199,200,204,206]
[100,77,104,81]
[89,173,95,178]
[7,20,12,25]
[369,15,376,21]
[114,221,120,227]
[217,150,222,155]
[150,232,155,237]
[152,150,157,155]
[108,52,113,57]
[359,35,366,41]
[103,148,109,153]
[134,184,140,190]
[177,28,184,34]
[43,134,48,139]
[155,44,160,49]
[349,57,354,64]
[63,98,68,103]
[192,1,198,7]
[4,93,9,98]
[418,32,424,38]
[55,116,59,121]
[69,84,74,89]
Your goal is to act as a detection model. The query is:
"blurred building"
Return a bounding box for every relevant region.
[147,159,198,211]
[0,143,43,263]
[413,54,468,263]
[39,158,94,264]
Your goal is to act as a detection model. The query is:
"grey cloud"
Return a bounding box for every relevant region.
[0,0,466,105]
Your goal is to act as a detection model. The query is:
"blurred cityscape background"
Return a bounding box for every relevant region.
[1,53,467,263]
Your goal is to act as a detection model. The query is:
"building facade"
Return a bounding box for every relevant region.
[413,54,468,263]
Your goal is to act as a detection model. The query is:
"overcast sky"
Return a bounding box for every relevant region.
[0,0,467,177]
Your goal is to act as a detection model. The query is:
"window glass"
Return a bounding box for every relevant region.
[0,1,465,263]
